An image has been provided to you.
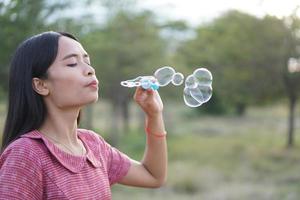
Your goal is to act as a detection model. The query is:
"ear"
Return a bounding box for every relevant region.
[32,77,49,96]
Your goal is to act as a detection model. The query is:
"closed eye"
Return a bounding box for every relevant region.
[67,63,77,67]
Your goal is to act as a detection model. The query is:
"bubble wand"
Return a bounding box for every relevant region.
[120,66,213,107]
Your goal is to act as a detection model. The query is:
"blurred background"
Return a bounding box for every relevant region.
[1,0,300,199]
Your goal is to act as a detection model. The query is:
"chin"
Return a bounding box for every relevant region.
[86,95,99,104]
[63,94,99,107]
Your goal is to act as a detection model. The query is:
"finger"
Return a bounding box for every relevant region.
[146,88,154,96]
[133,87,143,98]
[134,87,148,102]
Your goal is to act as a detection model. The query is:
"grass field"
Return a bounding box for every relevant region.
[1,100,300,199]
[111,101,300,200]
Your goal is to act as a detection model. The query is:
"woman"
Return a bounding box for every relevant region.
[0,31,167,199]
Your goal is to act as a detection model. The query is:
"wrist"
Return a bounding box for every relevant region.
[146,112,163,120]
[145,126,167,138]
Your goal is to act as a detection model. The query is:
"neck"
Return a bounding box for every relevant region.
[39,107,80,145]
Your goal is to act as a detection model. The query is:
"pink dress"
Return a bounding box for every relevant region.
[0,129,131,200]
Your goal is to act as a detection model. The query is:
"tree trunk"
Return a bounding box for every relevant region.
[236,102,246,116]
[283,72,298,148]
[122,98,130,133]
[109,101,123,146]
[287,96,296,148]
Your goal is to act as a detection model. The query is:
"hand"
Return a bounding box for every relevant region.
[133,87,163,118]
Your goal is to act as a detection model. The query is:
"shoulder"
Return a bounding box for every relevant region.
[0,137,43,168]
[0,137,44,199]
[1,136,43,156]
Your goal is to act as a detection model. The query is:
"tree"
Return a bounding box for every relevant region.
[81,10,166,145]
[281,9,300,147]
[176,9,300,147]
[0,0,71,97]
[176,10,288,115]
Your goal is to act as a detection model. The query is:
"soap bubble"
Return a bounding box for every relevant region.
[120,66,213,107]
[190,85,212,104]
[154,66,175,86]
[193,68,212,86]
[183,68,213,107]
[183,87,202,107]
[185,75,197,89]
[172,72,184,86]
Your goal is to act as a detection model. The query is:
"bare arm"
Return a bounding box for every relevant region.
[118,87,167,188]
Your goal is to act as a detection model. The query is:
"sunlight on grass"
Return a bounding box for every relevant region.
[111,101,300,200]
[1,100,300,199]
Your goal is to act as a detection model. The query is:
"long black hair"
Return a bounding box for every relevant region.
[1,31,81,151]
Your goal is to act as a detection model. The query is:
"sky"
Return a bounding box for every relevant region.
[138,0,300,26]
[61,0,300,27]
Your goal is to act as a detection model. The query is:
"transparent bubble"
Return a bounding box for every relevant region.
[183,68,213,107]
[154,66,175,86]
[183,87,202,107]
[193,68,213,85]
[185,75,197,89]
[120,66,213,107]
[190,85,212,104]
[172,72,184,86]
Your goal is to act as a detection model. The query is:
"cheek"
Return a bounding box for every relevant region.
[49,76,81,101]
[51,77,80,94]
[49,76,98,107]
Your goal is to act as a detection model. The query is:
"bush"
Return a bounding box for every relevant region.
[197,92,229,115]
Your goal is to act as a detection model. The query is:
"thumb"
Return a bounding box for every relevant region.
[133,87,147,102]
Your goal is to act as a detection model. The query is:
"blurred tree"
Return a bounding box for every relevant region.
[176,9,300,147]
[81,10,166,145]
[176,10,289,115]
[0,0,71,97]
[281,8,300,147]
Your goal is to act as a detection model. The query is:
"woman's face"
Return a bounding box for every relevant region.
[44,36,99,109]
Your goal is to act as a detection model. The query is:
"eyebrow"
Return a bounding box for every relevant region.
[62,53,89,61]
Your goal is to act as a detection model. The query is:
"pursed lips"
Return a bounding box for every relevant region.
[86,80,99,88]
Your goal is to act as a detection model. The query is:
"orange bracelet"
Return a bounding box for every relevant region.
[145,127,167,138]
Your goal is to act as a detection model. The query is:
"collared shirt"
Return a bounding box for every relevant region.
[0,129,131,200]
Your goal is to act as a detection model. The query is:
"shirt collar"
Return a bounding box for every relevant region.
[21,130,102,173]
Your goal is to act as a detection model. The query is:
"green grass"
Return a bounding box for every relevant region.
[1,100,300,199]
[111,101,300,200]
[112,132,300,199]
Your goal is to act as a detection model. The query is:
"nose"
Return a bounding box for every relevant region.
[84,64,95,76]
